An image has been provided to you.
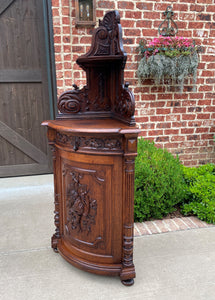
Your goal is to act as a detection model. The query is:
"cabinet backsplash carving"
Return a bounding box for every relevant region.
[65,170,97,234]
[94,11,121,56]
[56,132,122,151]
[56,10,135,126]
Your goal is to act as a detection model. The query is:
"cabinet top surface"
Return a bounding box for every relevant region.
[42,119,140,134]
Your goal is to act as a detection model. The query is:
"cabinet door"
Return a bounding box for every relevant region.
[60,151,122,264]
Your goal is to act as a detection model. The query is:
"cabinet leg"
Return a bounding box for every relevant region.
[120,265,135,287]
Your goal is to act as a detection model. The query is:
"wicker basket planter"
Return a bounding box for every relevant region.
[137,36,201,92]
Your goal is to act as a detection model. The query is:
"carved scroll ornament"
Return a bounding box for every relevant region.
[116,84,135,118]
[57,85,89,114]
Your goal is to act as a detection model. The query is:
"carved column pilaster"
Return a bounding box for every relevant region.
[50,143,60,252]
[120,157,135,285]
[120,135,138,286]
[47,129,61,253]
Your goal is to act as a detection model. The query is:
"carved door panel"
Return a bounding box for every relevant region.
[61,153,122,264]
[0,0,56,177]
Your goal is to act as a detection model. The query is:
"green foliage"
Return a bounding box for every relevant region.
[134,139,215,224]
[164,49,181,58]
[134,138,186,222]
[182,164,215,224]
[165,49,192,58]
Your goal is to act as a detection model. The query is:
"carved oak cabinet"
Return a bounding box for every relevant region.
[42,11,139,286]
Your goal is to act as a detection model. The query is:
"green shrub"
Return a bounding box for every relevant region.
[134,138,186,222]
[182,164,215,224]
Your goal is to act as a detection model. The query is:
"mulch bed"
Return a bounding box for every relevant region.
[164,207,184,219]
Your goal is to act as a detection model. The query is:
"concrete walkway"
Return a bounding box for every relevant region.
[1,175,215,300]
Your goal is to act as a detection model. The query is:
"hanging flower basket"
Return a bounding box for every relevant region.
[137,36,202,92]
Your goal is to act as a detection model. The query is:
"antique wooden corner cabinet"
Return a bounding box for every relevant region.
[42,10,140,286]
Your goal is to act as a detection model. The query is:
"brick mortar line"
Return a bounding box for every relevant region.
[179,217,190,228]
[142,222,152,235]
[188,217,199,228]
[171,218,180,229]
[151,221,162,233]
[134,223,142,235]
[162,219,171,232]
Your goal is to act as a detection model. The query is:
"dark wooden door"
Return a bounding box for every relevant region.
[0,0,56,177]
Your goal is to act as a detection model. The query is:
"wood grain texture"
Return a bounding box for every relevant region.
[0,0,15,16]
[0,121,47,164]
[0,69,42,82]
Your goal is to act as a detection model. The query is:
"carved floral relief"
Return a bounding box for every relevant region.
[56,132,122,151]
[66,171,97,234]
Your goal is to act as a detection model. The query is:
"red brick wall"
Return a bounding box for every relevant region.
[51,0,215,166]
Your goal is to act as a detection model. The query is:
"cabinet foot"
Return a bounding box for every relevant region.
[52,247,59,253]
[121,278,134,286]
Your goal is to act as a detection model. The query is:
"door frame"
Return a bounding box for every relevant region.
[43,0,57,119]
